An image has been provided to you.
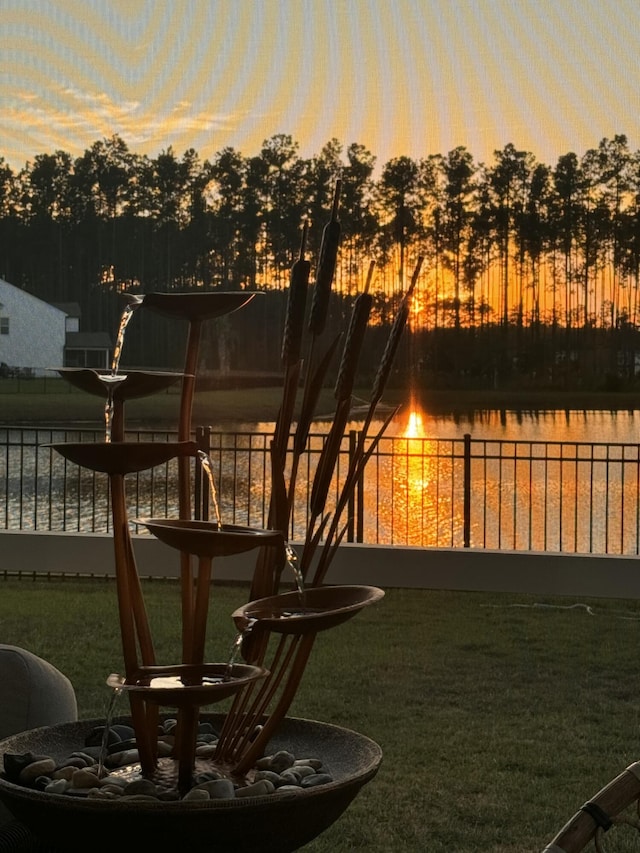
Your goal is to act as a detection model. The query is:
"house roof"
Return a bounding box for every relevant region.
[0,278,67,316]
[65,331,112,349]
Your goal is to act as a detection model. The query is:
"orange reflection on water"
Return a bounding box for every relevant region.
[403,409,426,439]
[379,406,444,546]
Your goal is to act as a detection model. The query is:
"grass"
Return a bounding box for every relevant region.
[2,578,640,851]
[2,381,640,428]
[0,383,376,427]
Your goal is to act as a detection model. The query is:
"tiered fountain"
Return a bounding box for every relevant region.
[0,187,421,852]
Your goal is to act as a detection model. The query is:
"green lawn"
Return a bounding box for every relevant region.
[2,578,640,851]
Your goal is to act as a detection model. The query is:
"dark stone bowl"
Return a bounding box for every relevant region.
[0,715,382,853]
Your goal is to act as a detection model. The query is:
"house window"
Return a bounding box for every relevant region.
[0,318,8,335]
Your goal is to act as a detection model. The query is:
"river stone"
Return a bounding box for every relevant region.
[100,774,127,788]
[58,757,88,770]
[267,750,295,773]
[52,766,75,781]
[157,740,173,757]
[66,787,101,797]
[294,758,323,770]
[33,775,53,791]
[194,779,235,799]
[123,778,157,797]
[292,764,316,779]
[279,769,301,785]
[183,787,210,802]
[109,724,135,740]
[19,758,56,785]
[106,737,137,754]
[79,746,103,761]
[254,770,282,786]
[235,779,275,798]
[88,788,118,800]
[71,768,102,788]
[3,752,38,782]
[301,773,334,788]
[2,721,342,809]
[193,770,223,784]
[44,779,68,794]
[105,748,139,767]
[99,783,125,796]
[70,751,97,765]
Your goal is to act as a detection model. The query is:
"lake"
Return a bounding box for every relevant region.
[3,407,640,556]
[247,405,640,444]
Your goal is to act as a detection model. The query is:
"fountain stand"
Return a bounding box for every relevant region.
[0,200,420,849]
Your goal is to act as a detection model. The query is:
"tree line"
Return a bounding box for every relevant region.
[1,132,640,388]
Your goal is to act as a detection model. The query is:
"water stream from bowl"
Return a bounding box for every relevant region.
[100,296,143,442]
[285,543,304,596]
[197,450,223,529]
[98,681,124,777]
[225,618,257,680]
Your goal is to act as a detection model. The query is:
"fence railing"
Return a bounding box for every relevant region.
[1,426,640,556]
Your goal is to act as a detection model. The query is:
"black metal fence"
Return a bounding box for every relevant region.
[1,425,640,555]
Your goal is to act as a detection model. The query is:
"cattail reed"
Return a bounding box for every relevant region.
[370,256,423,404]
[334,261,375,402]
[308,180,341,336]
[281,221,310,367]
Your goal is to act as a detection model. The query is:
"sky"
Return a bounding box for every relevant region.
[1,0,639,174]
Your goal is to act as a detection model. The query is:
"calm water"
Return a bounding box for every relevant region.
[249,407,640,444]
[4,408,640,555]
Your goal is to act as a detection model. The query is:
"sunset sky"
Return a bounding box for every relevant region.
[1,0,639,173]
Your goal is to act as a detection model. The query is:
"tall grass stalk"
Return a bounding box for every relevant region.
[2,578,640,851]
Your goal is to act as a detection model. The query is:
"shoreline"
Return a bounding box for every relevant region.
[0,387,638,427]
[414,389,640,414]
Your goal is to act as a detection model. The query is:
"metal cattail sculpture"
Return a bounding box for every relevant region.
[370,257,423,414]
[272,221,311,464]
[309,256,424,586]
[308,180,341,337]
[308,261,375,524]
[252,170,422,595]
[281,220,311,369]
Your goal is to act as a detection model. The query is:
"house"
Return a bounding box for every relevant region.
[51,302,111,369]
[0,280,111,377]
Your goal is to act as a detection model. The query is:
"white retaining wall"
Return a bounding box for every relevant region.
[2,530,640,599]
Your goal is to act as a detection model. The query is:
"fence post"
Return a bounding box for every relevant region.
[347,430,356,542]
[463,433,471,547]
[356,431,365,543]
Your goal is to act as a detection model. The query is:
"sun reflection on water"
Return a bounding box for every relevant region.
[403,409,426,439]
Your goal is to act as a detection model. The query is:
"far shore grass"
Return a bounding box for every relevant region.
[1,380,639,427]
[2,578,640,851]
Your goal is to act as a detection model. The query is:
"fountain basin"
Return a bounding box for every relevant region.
[232,584,385,635]
[49,441,198,475]
[142,291,257,321]
[52,368,185,400]
[106,663,268,707]
[0,714,382,853]
[135,518,284,558]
